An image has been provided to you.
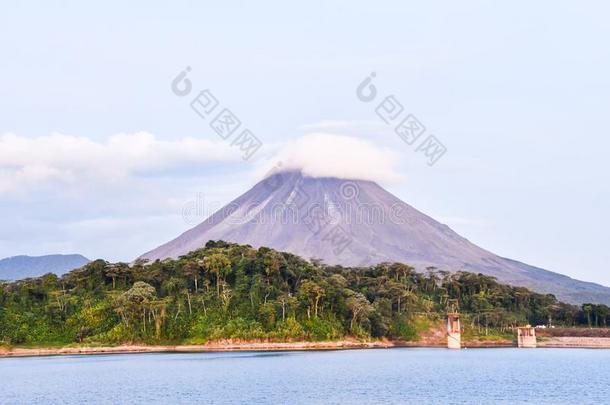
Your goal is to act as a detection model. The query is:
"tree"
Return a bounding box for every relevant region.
[203,253,232,297]
[298,280,325,319]
[346,293,374,332]
[595,304,610,327]
[183,261,201,292]
[583,304,593,327]
[262,251,283,287]
[105,263,128,289]
[116,282,157,335]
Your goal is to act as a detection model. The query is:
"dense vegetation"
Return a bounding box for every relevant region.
[1,241,608,346]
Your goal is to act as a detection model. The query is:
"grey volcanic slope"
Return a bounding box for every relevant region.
[140,171,610,305]
[0,254,90,280]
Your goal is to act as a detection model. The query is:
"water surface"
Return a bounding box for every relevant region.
[1,348,608,404]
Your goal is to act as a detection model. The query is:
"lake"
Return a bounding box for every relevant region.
[1,348,608,404]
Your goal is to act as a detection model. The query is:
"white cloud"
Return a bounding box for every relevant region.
[0,132,240,195]
[263,133,403,184]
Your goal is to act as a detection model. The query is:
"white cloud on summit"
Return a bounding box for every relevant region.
[266,133,403,184]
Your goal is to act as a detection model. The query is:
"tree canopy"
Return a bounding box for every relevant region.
[0,241,606,346]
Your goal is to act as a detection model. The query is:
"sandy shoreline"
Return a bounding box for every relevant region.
[3,336,610,358]
[538,337,610,348]
[0,339,515,358]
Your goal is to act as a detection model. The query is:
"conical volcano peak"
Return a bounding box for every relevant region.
[260,164,379,190]
[140,173,610,305]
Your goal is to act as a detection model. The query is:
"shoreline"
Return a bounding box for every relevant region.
[3,336,610,358]
[0,339,512,358]
[537,336,610,348]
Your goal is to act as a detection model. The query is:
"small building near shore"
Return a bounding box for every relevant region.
[447,313,461,349]
[517,325,537,348]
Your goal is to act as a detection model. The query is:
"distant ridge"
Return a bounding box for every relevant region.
[140,170,610,305]
[0,254,90,280]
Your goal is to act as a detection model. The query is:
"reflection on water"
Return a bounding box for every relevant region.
[175,351,297,362]
[1,348,609,404]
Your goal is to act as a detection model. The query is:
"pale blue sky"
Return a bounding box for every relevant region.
[1,1,609,285]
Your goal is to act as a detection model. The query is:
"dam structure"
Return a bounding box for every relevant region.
[447,313,461,349]
[517,325,537,348]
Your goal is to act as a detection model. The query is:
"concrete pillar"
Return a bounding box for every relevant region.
[447,313,461,349]
[517,325,537,348]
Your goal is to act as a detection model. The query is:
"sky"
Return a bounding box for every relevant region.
[1,1,609,285]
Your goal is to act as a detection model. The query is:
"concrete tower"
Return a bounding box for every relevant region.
[447,313,461,349]
[517,325,537,348]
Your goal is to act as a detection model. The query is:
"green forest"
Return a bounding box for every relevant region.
[1,241,608,347]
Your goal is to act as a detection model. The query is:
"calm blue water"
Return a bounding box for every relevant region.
[0,348,608,404]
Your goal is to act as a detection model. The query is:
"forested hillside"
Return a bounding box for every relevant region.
[0,254,90,280]
[1,241,607,346]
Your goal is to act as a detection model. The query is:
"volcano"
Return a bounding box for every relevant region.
[140,170,610,304]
